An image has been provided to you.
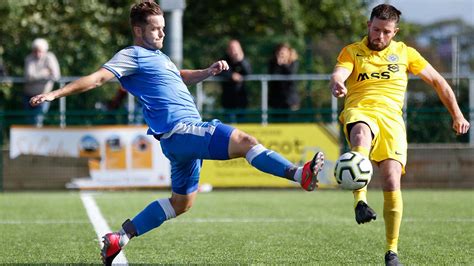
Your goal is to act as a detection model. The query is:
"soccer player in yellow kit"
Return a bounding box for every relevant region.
[330,4,470,266]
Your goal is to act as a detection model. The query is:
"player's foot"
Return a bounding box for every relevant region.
[101,232,122,266]
[385,250,402,266]
[300,151,324,191]
[101,219,136,265]
[355,201,377,224]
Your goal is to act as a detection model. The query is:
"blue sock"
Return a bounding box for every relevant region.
[131,198,176,236]
[246,144,293,178]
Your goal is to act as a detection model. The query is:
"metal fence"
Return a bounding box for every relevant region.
[0,73,473,143]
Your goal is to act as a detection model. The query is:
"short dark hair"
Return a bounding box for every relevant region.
[130,0,163,27]
[370,4,401,23]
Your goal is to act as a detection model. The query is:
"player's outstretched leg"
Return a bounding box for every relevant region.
[243,140,324,191]
[384,250,401,266]
[101,219,137,266]
[299,151,325,191]
[355,200,377,224]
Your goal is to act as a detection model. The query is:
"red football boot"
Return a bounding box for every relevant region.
[300,151,324,191]
[101,232,122,266]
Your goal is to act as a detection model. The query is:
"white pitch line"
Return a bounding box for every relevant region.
[80,192,128,265]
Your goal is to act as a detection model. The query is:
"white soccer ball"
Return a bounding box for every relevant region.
[334,151,373,190]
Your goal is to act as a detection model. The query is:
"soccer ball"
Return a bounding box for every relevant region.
[334,151,373,190]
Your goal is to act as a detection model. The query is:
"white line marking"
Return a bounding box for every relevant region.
[80,192,128,265]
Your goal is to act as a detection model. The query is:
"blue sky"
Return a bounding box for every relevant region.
[371,0,474,25]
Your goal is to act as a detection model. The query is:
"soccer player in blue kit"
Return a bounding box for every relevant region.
[29,1,325,265]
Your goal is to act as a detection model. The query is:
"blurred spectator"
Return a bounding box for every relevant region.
[219,39,252,122]
[106,86,143,124]
[0,57,7,76]
[268,43,300,122]
[0,58,7,110]
[107,86,128,111]
[24,38,61,126]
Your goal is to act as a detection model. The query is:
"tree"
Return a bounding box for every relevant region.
[0,0,132,111]
[182,0,381,73]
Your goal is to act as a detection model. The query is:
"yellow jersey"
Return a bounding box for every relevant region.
[336,36,428,115]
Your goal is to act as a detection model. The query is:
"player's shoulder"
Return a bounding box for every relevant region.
[342,39,368,55]
[115,46,139,57]
[390,40,418,52]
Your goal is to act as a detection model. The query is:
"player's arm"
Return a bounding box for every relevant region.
[180,60,229,85]
[329,66,351,98]
[30,68,115,107]
[418,64,470,135]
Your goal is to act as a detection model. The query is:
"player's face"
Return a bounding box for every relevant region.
[367,18,399,51]
[141,15,165,50]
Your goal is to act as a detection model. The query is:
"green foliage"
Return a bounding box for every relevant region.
[0,0,132,76]
[0,0,132,110]
[182,0,375,73]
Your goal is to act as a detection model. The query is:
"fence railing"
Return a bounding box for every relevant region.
[1,73,473,144]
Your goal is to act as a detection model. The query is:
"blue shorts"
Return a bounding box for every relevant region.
[158,119,234,195]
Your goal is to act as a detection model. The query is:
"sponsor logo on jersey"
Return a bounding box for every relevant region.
[387,54,399,62]
[387,64,399,73]
[357,71,391,81]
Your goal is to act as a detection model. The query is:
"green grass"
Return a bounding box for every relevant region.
[1,190,473,264]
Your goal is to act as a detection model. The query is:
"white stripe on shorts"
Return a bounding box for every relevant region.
[161,122,216,139]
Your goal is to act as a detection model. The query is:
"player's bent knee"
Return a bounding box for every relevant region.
[233,130,258,147]
[229,129,259,158]
[171,199,194,215]
[170,193,196,215]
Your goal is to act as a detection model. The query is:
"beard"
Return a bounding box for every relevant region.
[144,37,163,50]
[367,41,388,52]
[367,31,389,51]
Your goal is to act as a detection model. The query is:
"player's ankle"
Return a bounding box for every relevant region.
[119,219,137,247]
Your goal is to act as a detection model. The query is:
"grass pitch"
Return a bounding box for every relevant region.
[0,189,473,264]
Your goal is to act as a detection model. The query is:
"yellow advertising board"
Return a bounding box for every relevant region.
[200,123,340,188]
[105,135,127,169]
[10,125,171,188]
[10,124,339,189]
[131,135,153,169]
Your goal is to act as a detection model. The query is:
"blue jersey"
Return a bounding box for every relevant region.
[103,46,202,134]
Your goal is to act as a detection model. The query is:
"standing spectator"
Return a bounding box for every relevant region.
[106,86,144,125]
[0,57,7,109]
[24,38,61,126]
[268,43,300,122]
[0,57,7,76]
[219,39,252,122]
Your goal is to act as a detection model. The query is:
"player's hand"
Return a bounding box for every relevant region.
[208,60,229,76]
[452,116,470,135]
[331,81,347,98]
[29,93,55,107]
